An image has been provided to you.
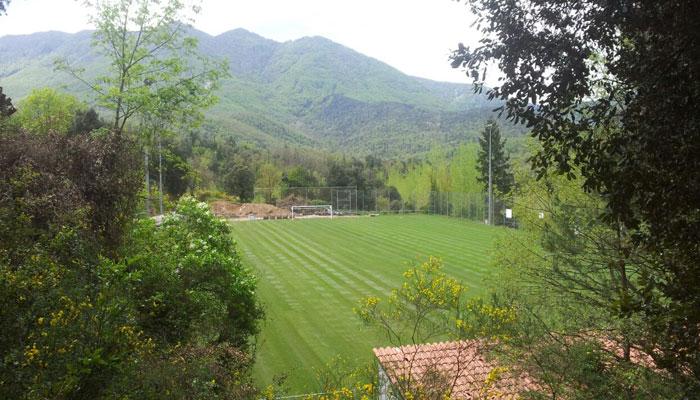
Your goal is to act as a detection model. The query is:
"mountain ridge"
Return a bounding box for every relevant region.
[0,27,515,156]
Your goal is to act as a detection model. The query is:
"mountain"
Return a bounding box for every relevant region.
[0,28,516,156]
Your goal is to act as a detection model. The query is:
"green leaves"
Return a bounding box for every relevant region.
[58,0,227,135]
[355,256,469,346]
[452,1,700,391]
[123,196,263,347]
[11,88,84,135]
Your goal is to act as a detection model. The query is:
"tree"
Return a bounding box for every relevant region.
[482,166,682,399]
[257,162,283,203]
[451,0,700,389]
[326,161,352,187]
[325,158,367,190]
[476,120,513,196]
[0,130,144,398]
[58,0,225,135]
[157,147,192,198]
[209,135,255,201]
[12,88,83,135]
[0,0,9,15]
[69,107,107,136]
[285,165,318,188]
[123,197,263,348]
[476,120,513,224]
[142,70,224,213]
[222,162,255,202]
[57,0,226,214]
[0,87,16,119]
[450,143,481,195]
[0,131,143,255]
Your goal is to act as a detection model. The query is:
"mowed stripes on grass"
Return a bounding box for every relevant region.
[228,214,504,392]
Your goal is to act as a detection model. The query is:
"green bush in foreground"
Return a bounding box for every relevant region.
[123,197,263,349]
[0,130,262,399]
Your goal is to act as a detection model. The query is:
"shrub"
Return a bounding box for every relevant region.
[123,196,263,348]
[0,129,262,399]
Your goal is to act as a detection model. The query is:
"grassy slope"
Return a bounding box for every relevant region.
[228,214,504,393]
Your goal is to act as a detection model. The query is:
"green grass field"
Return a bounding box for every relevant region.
[228,214,504,393]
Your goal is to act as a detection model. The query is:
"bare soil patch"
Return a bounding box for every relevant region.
[210,200,292,220]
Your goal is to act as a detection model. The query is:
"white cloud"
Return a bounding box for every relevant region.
[0,0,484,83]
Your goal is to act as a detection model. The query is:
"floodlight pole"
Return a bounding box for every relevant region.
[488,122,493,226]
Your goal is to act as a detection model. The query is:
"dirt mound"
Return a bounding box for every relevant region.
[210,200,241,218]
[210,200,291,219]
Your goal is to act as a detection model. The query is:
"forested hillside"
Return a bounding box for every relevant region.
[0,28,518,156]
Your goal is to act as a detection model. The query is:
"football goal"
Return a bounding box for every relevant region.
[291,205,333,219]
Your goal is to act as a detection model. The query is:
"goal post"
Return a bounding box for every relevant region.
[290,205,334,219]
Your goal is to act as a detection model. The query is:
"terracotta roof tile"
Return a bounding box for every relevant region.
[373,340,537,399]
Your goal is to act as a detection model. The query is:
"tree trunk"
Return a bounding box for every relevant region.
[158,132,164,215]
[144,148,150,215]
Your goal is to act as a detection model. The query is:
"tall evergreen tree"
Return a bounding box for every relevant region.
[476,119,513,196]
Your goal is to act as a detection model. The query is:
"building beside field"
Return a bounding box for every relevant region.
[373,340,538,399]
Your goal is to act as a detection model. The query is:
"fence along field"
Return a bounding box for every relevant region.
[254,186,512,225]
[228,214,505,392]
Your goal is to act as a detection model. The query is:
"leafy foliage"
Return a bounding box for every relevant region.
[285,165,319,188]
[221,162,255,202]
[156,147,193,198]
[0,127,262,398]
[122,196,263,348]
[57,0,226,135]
[70,107,107,136]
[12,88,84,135]
[0,130,142,254]
[452,0,700,391]
[485,168,683,399]
[0,129,145,398]
[286,356,378,400]
[355,257,517,399]
[356,257,467,346]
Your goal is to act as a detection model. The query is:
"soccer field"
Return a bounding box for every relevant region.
[228,214,504,393]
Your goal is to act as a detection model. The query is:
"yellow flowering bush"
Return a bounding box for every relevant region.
[355,256,467,344]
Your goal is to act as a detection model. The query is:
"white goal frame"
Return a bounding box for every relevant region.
[291,205,333,219]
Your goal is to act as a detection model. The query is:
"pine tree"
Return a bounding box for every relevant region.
[476,119,514,196]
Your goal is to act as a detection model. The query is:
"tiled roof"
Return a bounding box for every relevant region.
[587,334,657,368]
[373,341,538,399]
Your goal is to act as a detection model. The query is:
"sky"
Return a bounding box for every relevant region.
[0,0,484,84]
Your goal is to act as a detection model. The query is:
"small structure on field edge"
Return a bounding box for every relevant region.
[373,340,538,400]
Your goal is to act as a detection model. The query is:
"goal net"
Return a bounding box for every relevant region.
[290,205,334,219]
